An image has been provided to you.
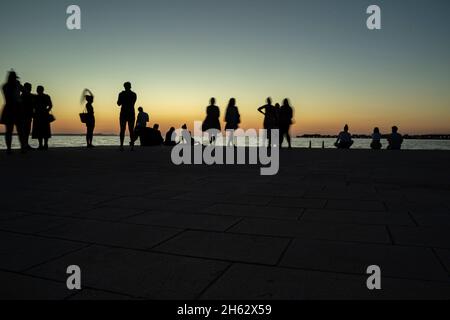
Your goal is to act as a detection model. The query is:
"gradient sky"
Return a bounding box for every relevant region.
[1,0,449,135]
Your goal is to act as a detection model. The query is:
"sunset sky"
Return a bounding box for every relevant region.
[1,0,449,135]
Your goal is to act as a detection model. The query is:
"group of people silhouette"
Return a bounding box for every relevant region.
[1,71,54,153]
[2,70,404,153]
[334,124,404,150]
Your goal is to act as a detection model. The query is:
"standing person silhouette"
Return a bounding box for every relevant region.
[1,71,25,153]
[224,98,240,147]
[117,82,137,150]
[133,106,149,144]
[82,89,95,148]
[279,98,294,149]
[202,97,221,144]
[258,97,277,147]
[21,82,35,150]
[32,86,53,150]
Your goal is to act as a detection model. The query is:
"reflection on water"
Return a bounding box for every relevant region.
[1,135,450,150]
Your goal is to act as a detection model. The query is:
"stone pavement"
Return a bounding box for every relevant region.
[0,147,449,299]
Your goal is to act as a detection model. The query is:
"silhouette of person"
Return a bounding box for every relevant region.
[164,127,177,146]
[117,82,137,150]
[279,98,294,149]
[334,124,354,149]
[82,89,95,148]
[32,85,53,150]
[152,124,164,145]
[387,126,404,150]
[370,127,382,150]
[141,124,163,146]
[20,82,35,150]
[274,103,281,129]
[133,106,149,144]
[258,97,277,147]
[202,97,221,144]
[1,71,25,153]
[181,123,197,145]
[224,98,240,147]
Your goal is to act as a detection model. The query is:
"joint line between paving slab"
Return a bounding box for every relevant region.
[275,238,294,266]
[431,247,450,276]
[21,243,94,273]
[195,263,234,300]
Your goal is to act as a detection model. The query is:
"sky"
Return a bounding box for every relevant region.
[1,0,449,135]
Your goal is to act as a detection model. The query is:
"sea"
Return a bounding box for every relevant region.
[1,135,450,150]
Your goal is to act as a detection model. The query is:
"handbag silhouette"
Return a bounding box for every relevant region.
[79,108,88,124]
[48,112,56,123]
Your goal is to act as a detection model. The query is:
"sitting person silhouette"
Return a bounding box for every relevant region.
[181,124,198,145]
[387,126,404,150]
[164,127,178,146]
[140,124,163,146]
[334,124,354,149]
[370,127,382,150]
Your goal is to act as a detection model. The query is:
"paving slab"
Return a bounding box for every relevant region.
[124,211,241,232]
[201,203,303,220]
[37,219,182,250]
[279,239,449,281]
[154,230,290,265]
[302,209,415,226]
[27,245,230,299]
[326,200,386,212]
[268,197,326,209]
[201,264,450,300]
[390,226,450,249]
[0,231,86,272]
[0,271,71,300]
[229,218,391,244]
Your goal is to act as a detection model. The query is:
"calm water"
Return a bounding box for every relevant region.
[1,135,450,150]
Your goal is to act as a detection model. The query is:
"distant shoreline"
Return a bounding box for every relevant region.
[1,133,450,140]
[298,134,450,140]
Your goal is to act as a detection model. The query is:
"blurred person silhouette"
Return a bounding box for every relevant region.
[202,97,221,144]
[164,127,178,146]
[32,85,53,150]
[258,97,277,147]
[387,126,404,150]
[117,82,137,150]
[274,103,281,127]
[224,98,240,147]
[370,127,382,150]
[334,124,354,149]
[141,124,163,146]
[181,123,197,145]
[133,106,149,144]
[20,82,36,150]
[81,89,95,148]
[1,71,25,153]
[279,98,294,149]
